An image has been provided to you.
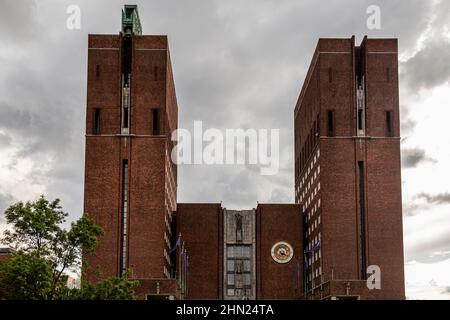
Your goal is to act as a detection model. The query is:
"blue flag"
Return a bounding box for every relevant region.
[169,237,180,254]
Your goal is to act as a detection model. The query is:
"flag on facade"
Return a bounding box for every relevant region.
[169,236,181,254]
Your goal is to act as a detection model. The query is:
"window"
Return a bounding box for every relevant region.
[328,67,333,83]
[94,108,101,135]
[120,159,129,276]
[244,260,251,272]
[243,274,251,286]
[327,110,335,137]
[95,65,100,80]
[123,107,129,129]
[386,111,393,136]
[358,161,367,279]
[152,109,160,135]
[358,109,364,131]
[235,215,243,242]
[227,274,235,285]
[154,66,158,81]
[386,68,390,82]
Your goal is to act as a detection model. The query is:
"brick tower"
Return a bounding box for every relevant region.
[294,37,405,299]
[83,5,178,289]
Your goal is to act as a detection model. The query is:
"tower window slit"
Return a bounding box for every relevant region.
[120,160,129,276]
[386,111,393,136]
[327,110,334,137]
[153,109,160,135]
[94,108,101,135]
[358,161,367,279]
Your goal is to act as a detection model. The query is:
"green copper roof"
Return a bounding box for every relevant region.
[121,5,142,35]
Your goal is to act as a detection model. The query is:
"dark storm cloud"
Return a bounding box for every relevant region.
[401,147,436,169]
[415,193,450,205]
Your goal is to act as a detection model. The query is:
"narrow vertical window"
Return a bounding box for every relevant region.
[357,109,363,131]
[120,160,129,276]
[123,107,129,129]
[327,110,334,137]
[328,67,332,83]
[94,108,101,135]
[386,111,393,136]
[386,68,390,83]
[154,66,158,81]
[358,161,367,280]
[152,109,160,135]
[316,115,320,138]
[95,65,100,80]
[235,215,243,243]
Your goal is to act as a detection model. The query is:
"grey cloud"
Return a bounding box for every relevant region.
[405,232,450,263]
[0,0,41,43]
[400,0,450,92]
[0,132,12,147]
[401,147,436,169]
[402,39,450,91]
[400,117,416,138]
[268,188,291,203]
[415,193,450,205]
[0,193,14,216]
[0,0,447,273]
[403,202,422,217]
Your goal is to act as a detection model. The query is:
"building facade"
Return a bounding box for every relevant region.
[83,6,404,300]
[83,6,178,291]
[294,37,405,299]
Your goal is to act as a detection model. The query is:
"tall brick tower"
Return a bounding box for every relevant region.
[294,37,405,299]
[83,5,178,288]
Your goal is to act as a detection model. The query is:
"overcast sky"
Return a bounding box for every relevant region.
[0,0,449,299]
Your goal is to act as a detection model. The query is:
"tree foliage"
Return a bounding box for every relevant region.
[0,195,138,300]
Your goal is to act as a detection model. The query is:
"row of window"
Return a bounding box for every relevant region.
[226,273,252,287]
[326,110,395,137]
[297,115,320,176]
[94,64,161,81]
[296,149,320,201]
[227,259,252,273]
[307,213,321,237]
[307,266,322,283]
[306,199,321,223]
[227,288,252,297]
[92,108,160,135]
[306,247,321,266]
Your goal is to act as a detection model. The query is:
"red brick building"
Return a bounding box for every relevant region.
[294,37,405,299]
[83,6,404,300]
[83,5,178,296]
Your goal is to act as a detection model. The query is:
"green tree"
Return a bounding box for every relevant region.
[0,195,138,300]
[0,251,53,299]
[60,276,138,300]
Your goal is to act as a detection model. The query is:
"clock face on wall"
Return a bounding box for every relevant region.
[271,242,294,264]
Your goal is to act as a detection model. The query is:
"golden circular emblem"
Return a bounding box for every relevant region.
[271,242,294,263]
